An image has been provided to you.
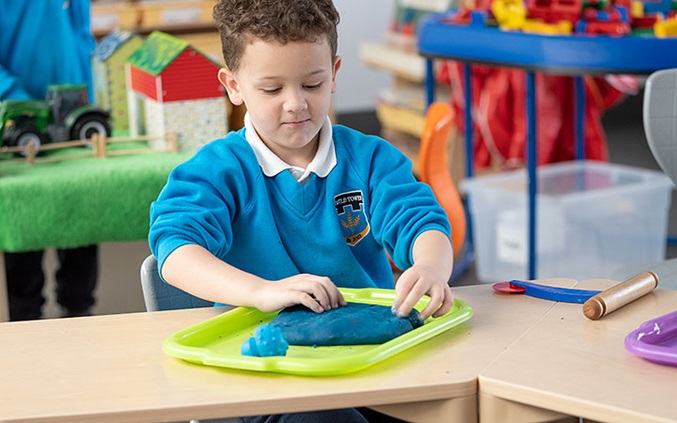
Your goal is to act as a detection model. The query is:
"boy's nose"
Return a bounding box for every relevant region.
[284,90,308,113]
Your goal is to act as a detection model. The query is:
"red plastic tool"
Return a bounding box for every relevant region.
[492,281,526,294]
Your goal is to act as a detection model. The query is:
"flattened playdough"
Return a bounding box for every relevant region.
[269,303,424,346]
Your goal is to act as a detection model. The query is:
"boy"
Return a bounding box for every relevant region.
[149,0,453,329]
[150,1,455,420]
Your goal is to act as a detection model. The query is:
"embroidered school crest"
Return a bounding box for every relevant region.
[334,190,371,246]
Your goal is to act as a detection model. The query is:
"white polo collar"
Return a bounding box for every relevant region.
[244,113,336,184]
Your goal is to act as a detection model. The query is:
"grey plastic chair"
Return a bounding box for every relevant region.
[140,255,235,423]
[644,68,677,186]
[140,254,213,311]
[612,68,677,290]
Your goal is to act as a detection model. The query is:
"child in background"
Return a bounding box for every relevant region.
[0,0,99,320]
[149,0,454,420]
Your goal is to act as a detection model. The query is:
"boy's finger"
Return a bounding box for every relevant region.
[299,293,325,313]
[309,285,331,310]
[419,295,443,320]
[315,276,345,308]
[425,288,454,319]
[393,289,422,318]
[432,289,455,318]
[392,272,417,314]
[329,287,347,308]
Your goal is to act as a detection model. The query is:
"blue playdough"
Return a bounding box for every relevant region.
[241,303,424,357]
[270,303,424,346]
[241,324,289,357]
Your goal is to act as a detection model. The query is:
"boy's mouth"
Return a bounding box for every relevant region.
[283,118,310,127]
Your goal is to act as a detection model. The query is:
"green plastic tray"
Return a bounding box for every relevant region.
[163,288,473,376]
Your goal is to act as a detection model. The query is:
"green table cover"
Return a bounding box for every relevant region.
[0,147,191,252]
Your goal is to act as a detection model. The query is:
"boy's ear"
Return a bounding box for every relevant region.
[218,67,244,106]
[331,56,342,94]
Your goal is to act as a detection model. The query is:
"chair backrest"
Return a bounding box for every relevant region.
[418,102,467,257]
[644,68,677,186]
[611,68,677,289]
[140,254,213,311]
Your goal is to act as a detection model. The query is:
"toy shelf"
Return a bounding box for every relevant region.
[418,11,677,280]
[418,14,677,76]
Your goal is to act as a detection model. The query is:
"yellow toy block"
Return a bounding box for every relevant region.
[654,17,677,37]
[631,0,644,18]
[492,0,527,29]
[523,19,573,35]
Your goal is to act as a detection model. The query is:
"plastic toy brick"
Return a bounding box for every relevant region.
[615,5,631,22]
[583,7,623,21]
[654,16,677,37]
[630,0,645,17]
[528,0,583,23]
[632,14,661,28]
[470,10,489,26]
[582,19,631,34]
[492,0,528,29]
[641,0,673,15]
[524,18,574,33]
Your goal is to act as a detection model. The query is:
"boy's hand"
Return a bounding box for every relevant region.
[162,246,346,313]
[254,274,347,314]
[393,264,454,320]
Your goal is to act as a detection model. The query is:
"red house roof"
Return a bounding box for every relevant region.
[127,31,223,102]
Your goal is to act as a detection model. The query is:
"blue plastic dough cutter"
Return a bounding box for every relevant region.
[492,280,601,304]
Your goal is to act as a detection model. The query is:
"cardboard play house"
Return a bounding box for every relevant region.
[125,31,227,151]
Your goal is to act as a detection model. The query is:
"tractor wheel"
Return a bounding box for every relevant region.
[71,115,111,142]
[9,127,46,157]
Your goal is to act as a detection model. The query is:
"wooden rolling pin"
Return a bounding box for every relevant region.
[583,271,659,320]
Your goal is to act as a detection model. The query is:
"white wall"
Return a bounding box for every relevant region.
[333,0,395,113]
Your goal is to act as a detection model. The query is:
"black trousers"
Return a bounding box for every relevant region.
[5,245,98,321]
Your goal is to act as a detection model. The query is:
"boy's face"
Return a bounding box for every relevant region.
[219,39,341,167]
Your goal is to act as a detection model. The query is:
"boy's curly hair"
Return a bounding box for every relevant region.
[213,0,340,71]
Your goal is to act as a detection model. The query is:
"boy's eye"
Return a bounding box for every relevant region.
[261,87,281,94]
[304,82,322,90]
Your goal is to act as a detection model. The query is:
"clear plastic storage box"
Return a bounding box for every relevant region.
[460,161,674,282]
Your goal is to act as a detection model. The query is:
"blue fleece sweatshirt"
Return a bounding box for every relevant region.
[149,125,450,290]
[0,0,95,101]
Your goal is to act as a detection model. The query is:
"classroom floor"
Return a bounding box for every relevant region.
[39,88,677,319]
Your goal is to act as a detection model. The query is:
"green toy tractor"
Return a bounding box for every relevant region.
[0,84,111,154]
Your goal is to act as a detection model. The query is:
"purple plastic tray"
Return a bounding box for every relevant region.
[624,311,677,367]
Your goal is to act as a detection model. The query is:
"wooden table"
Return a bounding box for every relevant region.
[479,279,677,423]
[0,281,576,423]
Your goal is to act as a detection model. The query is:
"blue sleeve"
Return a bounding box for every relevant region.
[0,64,32,100]
[148,141,248,274]
[361,135,451,269]
[0,0,94,101]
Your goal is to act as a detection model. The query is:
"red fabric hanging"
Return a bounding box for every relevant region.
[438,61,629,171]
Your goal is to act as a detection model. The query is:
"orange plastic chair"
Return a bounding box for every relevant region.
[418,102,467,257]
